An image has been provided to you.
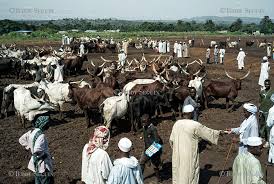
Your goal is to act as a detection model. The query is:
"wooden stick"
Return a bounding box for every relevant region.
[217,136,235,184]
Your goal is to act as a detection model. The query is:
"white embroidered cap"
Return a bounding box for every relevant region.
[247,137,262,147]
[118,137,132,153]
[183,104,194,113]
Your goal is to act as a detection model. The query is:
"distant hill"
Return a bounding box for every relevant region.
[15,16,270,25]
[184,16,266,24]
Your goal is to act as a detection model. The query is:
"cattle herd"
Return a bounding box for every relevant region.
[0,35,273,183]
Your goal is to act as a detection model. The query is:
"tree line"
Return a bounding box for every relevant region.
[0,16,273,35]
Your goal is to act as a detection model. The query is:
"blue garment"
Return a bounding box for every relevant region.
[107,156,143,184]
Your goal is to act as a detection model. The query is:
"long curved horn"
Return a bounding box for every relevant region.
[155,54,162,63]
[166,70,170,81]
[160,68,166,75]
[87,67,93,76]
[101,56,112,63]
[99,62,106,68]
[90,60,96,67]
[198,59,203,65]
[181,68,190,76]
[152,63,158,75]
[200,71,207,79]
[134,58,140,64]
[97,67,104,76]
[239,68,251,80]
[225,70,237,80]
[193,69,201,76]
[128,60,133,66]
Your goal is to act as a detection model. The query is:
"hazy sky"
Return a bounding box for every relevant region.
[0,0,273,20]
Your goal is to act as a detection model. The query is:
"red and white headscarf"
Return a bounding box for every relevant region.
[86,126,110,155]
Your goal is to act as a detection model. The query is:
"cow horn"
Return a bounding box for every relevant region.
[160,68,166,75]
[198,59,203,65]
[152,63,158,75]
[101,56,112,63]
[99,62,106,68]
[134,58,140,64]
[193,69,201,76]
[166,70,170,81]
[128,60,133,66]
[87,67,93,76]
[181,68,190,76]
[239,67,251,80]
[155,54,162,63]
[97,67,104,76]
[225,70,237,80]
[90,60,95,67]
[200,71,207,79]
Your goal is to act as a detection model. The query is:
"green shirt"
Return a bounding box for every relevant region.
[259,89,274,113]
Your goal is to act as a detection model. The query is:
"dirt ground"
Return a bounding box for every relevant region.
[0,35,274,184]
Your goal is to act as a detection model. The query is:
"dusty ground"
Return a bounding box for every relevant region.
[0,35,274,184]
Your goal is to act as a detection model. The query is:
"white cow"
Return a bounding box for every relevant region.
[228,41,238,48]
[38,80,71,118]
[38,80,90,118]
[210,41,217,47]
[101,93,128,129]
[14,87,55,127]
[1,82,40,117]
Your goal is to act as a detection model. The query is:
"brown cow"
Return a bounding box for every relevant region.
[203,69,250,111]
[63,54,88,76]
[68,82,114,127]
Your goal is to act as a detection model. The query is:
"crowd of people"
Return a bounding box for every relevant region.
[16,38,274,184]
[18,78,274,184]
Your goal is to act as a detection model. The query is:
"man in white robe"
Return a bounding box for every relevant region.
[169,105,221,184]
[173,41,178,57]
[182,42,189,58]
[177,42,182,58]
[162,41,167,53]
[158,40,163,53]
[107,138,143,184]
[79,42,85,57]
[81,126,113,184]
[118,49,127,73]
[232,137,266,184]
[258,56,270,91]
[53,61,64,83]
[237,48,246,70]
[19,115,54,183]
[167,41,170,53]
[227,103,259,153]
[266,94,274,164]
[122,40,129,55]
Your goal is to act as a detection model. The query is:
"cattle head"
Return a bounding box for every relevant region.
[225,68,251,90]
[67,81,78,105]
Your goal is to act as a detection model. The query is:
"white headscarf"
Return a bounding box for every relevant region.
[243,103,257,114]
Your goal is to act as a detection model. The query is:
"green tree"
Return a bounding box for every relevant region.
[259,16,273,34]
[229,18,242,32]
[204,20,216,32]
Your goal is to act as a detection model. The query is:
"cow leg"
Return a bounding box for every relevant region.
[84,110,91,128]
[229,98,237,112]
[18,114,26,128]
[178,104,182,118]
[226,98,230,110]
